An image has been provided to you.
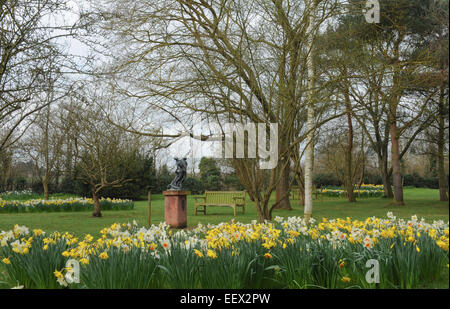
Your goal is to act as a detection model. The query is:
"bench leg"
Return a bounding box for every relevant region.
[233,206,236,216]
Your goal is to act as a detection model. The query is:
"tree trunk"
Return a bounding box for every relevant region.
[379,154,394,198]
[438,83,449,201]
[256,198,271,222]
[92,191,102,217]
[357,135,366,191]
[345,81,356,203]
[345,151,356,202]
[275,159,292,209]
[299,177,306,207]
[389,37,404,205]
[43,177,49,201]
[389,122,404,205]
[304,0,317,223]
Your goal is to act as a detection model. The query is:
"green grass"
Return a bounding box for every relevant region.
[0,188,447,240]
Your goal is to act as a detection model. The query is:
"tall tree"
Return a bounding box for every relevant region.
[339,0,441,204]
[86,0,342,221]
[428,0,449,201]
[303,0,320,221]
[21,74,65,199]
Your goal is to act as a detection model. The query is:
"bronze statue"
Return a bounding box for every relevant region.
[167,157,187,190]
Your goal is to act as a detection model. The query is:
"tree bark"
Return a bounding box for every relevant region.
[256,198,271,222]
[344,153,356,202]
[304,0,318,222]
[379,154,394,198]
[43,177,49,201]
[389,37,404,205]
[389,121,404,205]
[357,134,366,191]
[275,159,292,209]
[92,190,102,217]
[299,176,306,207]
[438,82,449,201]
[344,77,356,202]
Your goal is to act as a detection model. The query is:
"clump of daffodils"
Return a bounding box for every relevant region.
[0,213,448,288]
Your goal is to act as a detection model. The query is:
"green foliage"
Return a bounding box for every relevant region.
[347,0,439,36]
[183,177,203,194]
[0,234,69,289]
[403,173,439,189]
[198,157,222,191]
[80,247,162,289]
[153,164,173,193]
[223,174,244,190]
[313,173,341,188]
[158,240,202,288]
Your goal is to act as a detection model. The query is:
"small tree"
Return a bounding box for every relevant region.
[73,103,143,217]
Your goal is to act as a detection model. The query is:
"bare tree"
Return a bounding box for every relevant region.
[83,0,344,221]
[0,0,75,153]
[22,105,64,200]
[69,88,146,217]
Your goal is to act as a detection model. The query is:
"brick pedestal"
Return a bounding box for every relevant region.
[163,190,190,229]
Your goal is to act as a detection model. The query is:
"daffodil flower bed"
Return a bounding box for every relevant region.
[0,213,448,289]
[0,190,35,200]
[0,197,134,213]
[321,184,385,198]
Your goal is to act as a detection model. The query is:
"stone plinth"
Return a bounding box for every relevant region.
[163,190,190,229]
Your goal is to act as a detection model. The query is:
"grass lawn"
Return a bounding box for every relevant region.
[0,188,447,239]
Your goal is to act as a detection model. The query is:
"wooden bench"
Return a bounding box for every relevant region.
[193,191,246,216]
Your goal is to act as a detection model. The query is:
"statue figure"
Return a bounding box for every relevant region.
[167,157,188,190]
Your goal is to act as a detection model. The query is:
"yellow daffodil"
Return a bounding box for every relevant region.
[2,258,11,265]
[98,251,109,260]
[194,249,204,258]
[207,249,217,259]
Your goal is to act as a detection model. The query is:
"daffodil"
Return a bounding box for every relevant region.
[207,249,217,259]
[2,257,11,265]
[80,258,89,265]
[194,249,204,258]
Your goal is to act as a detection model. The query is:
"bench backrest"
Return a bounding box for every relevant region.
[205,191,245,204]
